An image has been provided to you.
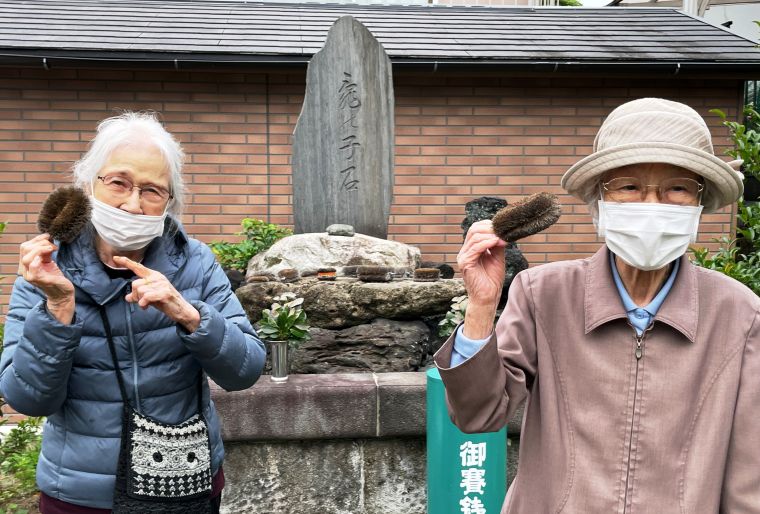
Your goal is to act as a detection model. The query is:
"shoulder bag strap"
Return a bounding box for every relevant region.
[98,305,130,406]
[99,305,206,416]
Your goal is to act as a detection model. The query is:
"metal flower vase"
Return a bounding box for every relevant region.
[269,340,290,382]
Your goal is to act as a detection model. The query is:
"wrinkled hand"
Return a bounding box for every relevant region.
[457,220,506,339]
[458,220,506,306]
[115,256,201,333]
[19,234,75,324]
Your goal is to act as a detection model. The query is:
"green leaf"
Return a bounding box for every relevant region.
[258,292,310,345]
[206,218,292,270]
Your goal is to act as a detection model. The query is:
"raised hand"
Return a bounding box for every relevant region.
[18,234,75,324]
[114,255,201,333]
[457,220,506,339]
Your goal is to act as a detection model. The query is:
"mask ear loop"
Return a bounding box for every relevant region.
[697,180,706,208]
[162,193,173,217]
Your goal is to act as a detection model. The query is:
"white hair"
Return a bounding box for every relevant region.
[72,111,185,215]
[580,178,602,227]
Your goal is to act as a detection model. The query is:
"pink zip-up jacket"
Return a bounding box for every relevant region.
[435,246,760,514]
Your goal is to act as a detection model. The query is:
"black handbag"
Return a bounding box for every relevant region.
[99,308,213,514]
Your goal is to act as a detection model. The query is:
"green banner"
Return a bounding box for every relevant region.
[426,368,507,514]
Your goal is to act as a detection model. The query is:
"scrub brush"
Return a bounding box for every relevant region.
[37,186,91,243]
[492,192,561,242]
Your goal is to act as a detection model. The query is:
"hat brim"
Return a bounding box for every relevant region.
[561,142,743,213]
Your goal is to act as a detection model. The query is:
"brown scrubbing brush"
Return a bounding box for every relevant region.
[413,268,440,282]
[37,186,91,243]
[492,192,561,242]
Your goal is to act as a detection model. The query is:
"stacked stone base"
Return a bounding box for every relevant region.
[213,373,521,514]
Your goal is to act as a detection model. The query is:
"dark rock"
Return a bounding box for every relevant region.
[290,319,432,373]
[225,269,245,291]
[505,243,529,290]
[461,196,507,237]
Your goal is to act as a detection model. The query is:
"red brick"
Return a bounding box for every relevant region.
[0,71,744,326]
[420,146,472,156]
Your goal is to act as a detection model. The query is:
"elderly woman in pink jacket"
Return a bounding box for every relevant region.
[435,98,759,513]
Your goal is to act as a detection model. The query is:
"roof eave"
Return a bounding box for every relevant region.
[1,50,759,77]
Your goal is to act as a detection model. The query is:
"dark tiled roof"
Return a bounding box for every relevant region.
[0,0,758,66]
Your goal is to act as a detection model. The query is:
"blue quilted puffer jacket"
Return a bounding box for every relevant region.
[0,221,266,509]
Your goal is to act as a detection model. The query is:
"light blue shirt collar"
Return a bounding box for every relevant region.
[609,251,680,335]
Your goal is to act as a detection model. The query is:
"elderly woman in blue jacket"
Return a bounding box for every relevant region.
[0,112,266,513]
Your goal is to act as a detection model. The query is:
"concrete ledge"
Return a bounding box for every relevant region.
[212,372,427,441]
[212,371,523,442]
[376,372,426,437]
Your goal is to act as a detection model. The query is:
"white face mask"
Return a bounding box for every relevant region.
[597,201,703,271]
[90,194,167,252]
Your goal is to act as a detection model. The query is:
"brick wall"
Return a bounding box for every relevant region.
[0,66,743,316]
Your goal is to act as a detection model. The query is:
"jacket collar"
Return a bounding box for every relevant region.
[56,218,189,306]
[584,246,698,343]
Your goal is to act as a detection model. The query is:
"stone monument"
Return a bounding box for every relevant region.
[292,16,394,239]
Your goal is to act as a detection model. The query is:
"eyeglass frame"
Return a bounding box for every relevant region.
[600,176,704,205]
[96,174,174,203]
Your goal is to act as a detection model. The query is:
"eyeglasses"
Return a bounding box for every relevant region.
[602,177,704,205]
[97,175,173,205]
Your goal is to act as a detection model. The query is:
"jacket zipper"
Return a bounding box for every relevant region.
[622,324,651,513]
[124,284,141,413]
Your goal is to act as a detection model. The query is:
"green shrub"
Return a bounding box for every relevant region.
[0,417,42,504]
[0,221,42,506]
[692,201,760,295]
[209,218,292,271]
[692,109,760,294]
[710,106,760,179]
[438,295,469,338]
[692,237,760,295]
[2,504,30,514]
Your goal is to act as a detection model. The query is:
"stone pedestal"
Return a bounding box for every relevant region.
[212,373,522,513]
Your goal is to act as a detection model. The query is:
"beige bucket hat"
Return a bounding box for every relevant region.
[561,97,744,213]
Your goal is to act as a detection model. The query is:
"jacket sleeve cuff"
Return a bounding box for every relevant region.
[25,301,83,358]
[451,324,492,366]
[177,300,227,359]
[434,327,502,393]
